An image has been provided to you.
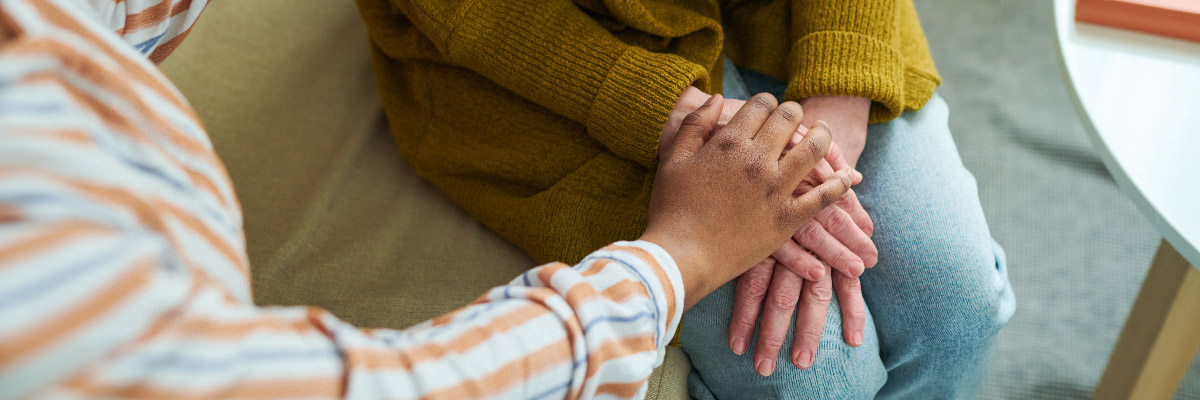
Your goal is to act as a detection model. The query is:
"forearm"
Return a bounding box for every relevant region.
[3,238,683,398]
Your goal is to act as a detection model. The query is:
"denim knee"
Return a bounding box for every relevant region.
[878,241,1012,357]
[862,230,1015,398]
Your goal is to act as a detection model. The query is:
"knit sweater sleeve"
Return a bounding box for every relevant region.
[784,0,941,123]
[376,0,713,168]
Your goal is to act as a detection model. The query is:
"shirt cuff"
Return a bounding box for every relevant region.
[783,31,907,123]
[609,240,685,365]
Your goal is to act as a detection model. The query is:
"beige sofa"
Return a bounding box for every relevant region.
[158,1,690,398]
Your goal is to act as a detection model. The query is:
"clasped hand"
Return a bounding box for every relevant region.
[661,87,879,376]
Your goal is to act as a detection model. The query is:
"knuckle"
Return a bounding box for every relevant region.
[799,138,822,159]
[766,292,798,313]
[748,93,778,110]
[823,211,853,233]
[836,191,856,208]
[715,136,741,152]
[786,255,811,271]
[841,277,862,291]
[758,335,786,351]
[738,275,771,299]
[799,329,823,344]
[846,309,867,322]
[730,318,757,334]
[775,102,801,122]
[742,154,766,178]
[818,187,839,208]
[797,224,823,244]
[679,112,708,131]
[807,284,833,303]
[776,209,796,232]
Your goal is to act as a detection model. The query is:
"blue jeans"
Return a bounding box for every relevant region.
[680,61,1016,399]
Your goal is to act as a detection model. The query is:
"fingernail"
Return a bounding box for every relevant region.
[851,261,865,277]
[731,337,747,355]
[816,120,830,130]
[703,94,722,106]
[794,350,813,369]
[807,267,824,281]
[755,359,776,376]
[854,169,863,182]
[852,330,864,347]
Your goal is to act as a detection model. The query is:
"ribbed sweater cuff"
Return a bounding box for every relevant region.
[588,47,707,168]
[784,31,907,123]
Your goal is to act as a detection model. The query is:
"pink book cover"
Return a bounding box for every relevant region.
[1076,0,1200,43]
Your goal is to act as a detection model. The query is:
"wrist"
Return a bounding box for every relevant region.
[637,230,710,309]
[799,96,870,167]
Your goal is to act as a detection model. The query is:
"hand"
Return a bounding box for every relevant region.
[728,96,876,376]
[642,93,854,309]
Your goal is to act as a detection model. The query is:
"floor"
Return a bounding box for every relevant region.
[910,0,1200,398]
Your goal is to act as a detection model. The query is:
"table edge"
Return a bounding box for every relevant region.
[1052,0,1200,268]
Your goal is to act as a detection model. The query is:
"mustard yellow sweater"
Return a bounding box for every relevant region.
[356,0,941,264]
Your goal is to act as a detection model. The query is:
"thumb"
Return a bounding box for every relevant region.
[671,94,723,160]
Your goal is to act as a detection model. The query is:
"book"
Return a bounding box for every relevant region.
[1076,0,1200,43]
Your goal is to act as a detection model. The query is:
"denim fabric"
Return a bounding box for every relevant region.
[680,60,1016,399]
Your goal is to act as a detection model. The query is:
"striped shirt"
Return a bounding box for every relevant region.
[0,1,685,399]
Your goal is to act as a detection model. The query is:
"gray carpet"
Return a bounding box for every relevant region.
[910,0,1200,398]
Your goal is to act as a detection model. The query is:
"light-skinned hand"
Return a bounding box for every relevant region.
[730,95,876,376]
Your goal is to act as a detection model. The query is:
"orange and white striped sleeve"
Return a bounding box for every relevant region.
[0,1,686,399]
[83,0,209,63]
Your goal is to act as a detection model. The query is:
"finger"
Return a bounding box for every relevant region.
[837,189,874,237]
[779,121,833,189]
[825,142,863,184]
[785,127,835,182]
[717,98,745,129]
[794,219,866,278]
[720,92,777,141]
[772,234,824,281]
[791,263,833,369]
[833,273,866,348]
[815,204,878,269]
[659,86,709,153]
[809,158,836,184]
[671,94,723,160]
[753,263,803,377]
[729,259,774,356]
[788,170,853,229]
[789,130,835,189]
[787,125,808,149]
[754,101,804,156]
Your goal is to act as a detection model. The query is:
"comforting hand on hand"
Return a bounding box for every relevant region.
[662,87,877,375]
[643,93,854,310]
